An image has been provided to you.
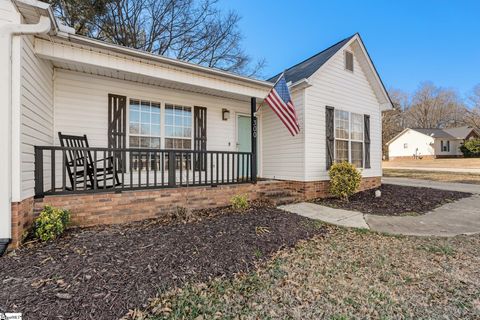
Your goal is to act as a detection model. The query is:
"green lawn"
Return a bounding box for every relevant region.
[126,226,480,320]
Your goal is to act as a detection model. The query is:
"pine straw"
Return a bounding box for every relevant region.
[129,226,480,320]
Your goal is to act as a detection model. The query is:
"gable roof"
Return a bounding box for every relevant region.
[268,34,355,84]
[387,126,479,145]
[410,128,455,139]
[268,33,393,110]
[444,126,479,139]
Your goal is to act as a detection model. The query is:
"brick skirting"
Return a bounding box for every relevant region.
[283,176,381,201]
[9,177,380,250]
[10,197,35,249]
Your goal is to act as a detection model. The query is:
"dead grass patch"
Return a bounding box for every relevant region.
[384,169,480,184]
[130,227,480,320]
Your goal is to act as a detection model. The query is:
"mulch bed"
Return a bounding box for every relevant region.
[0,206,325,319]
[315,184,471,216]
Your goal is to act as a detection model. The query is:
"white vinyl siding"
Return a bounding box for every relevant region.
[261,88,305,181]
[53,69,257,165]
[388,129,435,159]
[20,35,54,200]
[304,43,382,180]
[0,1,19,23]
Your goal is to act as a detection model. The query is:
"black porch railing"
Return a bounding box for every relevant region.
[34,146,253,197]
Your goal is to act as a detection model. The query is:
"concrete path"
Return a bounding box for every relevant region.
[280,178,480,236]
[279,202,369,229]
[382,177,479,194]
[383,166,480,174]
[365,194,480,236]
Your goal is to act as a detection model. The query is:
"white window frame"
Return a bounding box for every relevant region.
[164,103,193,150]
[333,109,365,168]
[128,98,162,149]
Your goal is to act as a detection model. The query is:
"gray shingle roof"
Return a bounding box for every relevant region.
[444,126,477,139]
[411,126,477,139]
[268,34,356,84]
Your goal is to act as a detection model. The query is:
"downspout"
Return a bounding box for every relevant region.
[0,15,51,256]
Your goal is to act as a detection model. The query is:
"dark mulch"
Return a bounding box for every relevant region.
[0,206,325,320]
[315,184,471,216]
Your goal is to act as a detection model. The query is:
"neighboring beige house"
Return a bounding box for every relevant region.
[387,126,480,160]
[0,0,392,253]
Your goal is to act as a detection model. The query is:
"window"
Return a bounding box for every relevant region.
[441,140,450,152]
[345,51,354,72]
[129,99,161,148]
[165,104,192,149]
[350,113,364,168]
[334,110,364,168]
[404,143,408,149]
[335,110,349,162]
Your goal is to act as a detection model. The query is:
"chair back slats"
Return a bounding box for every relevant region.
[58,132,121,190]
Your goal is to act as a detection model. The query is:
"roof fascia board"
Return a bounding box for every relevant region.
[34,37,270,99]
[60,33,273,90]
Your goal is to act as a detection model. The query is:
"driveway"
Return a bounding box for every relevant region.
[281,178,480,237]
[382,177,479,194]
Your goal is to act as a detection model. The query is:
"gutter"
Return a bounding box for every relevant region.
[0,13,51,256]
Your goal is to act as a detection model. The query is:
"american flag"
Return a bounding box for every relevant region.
[264,74,300,136]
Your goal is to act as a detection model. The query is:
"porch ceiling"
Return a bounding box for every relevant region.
[35,36,271,102]
[51,61,254,102]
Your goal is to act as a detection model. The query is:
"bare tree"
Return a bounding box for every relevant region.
[382,89,408,158]
[464,84,480,130]
[406,82,464,129]
[47,0,264,77]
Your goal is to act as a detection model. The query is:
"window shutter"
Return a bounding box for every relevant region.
[326,106,335,170]
[364,114,371,168]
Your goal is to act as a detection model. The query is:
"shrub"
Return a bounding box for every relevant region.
[328,162,362,201]
[230,194,249,210]
[33,205,71,241]
[460,139,480,157]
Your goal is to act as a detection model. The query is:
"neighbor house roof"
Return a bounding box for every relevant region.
[443,126,479,139]
[387,126,478,145]
[268,35,355,84]
[410,128,456,139]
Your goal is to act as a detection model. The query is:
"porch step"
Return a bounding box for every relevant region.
[272,196,298,206]
[258,189,297,206]
[258,190,291,198]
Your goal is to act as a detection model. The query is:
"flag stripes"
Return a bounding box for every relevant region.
[264,74,300,136]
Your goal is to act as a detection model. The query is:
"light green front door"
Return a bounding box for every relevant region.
[237,115,251,178]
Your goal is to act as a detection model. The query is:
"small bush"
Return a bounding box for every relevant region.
[328,162,362,202]
[33,205,71,242]
[230,194,249,210]
[460,139,480,157]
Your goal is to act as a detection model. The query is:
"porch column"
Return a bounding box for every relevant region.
[251,97,257,183]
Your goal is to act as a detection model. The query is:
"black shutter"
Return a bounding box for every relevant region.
[194,106,207,171]
[364,114,371,169]
[108,94,127,171]
[326,106,335,170]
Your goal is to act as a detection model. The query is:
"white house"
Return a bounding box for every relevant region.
[387,126,480,160]
[0,0,392,253]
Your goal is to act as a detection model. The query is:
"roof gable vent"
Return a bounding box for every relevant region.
[345,51,354,72]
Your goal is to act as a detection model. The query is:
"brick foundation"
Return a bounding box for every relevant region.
[10,197,35,249]
[9,177,381,250]
[283,176,381,201]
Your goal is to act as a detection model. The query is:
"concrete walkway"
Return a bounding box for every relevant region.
[279,202,369,229]
[383,177,479,194]
[383,166,480,174]
[280,178,480,237]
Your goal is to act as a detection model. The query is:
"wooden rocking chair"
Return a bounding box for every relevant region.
[58,132,122,190]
